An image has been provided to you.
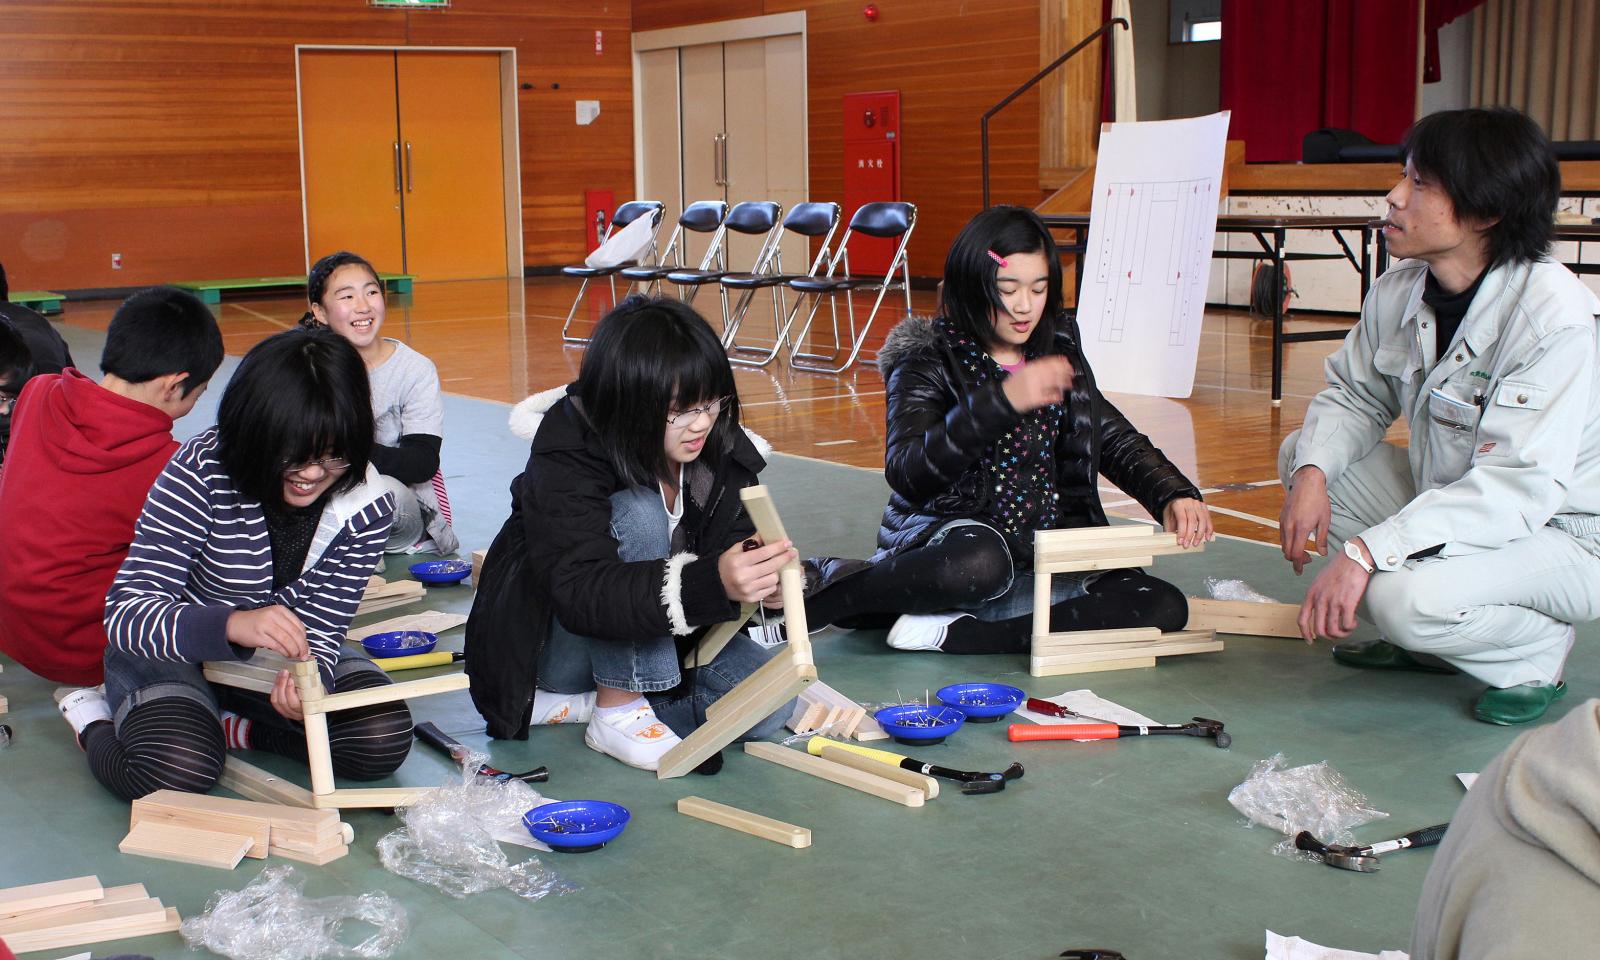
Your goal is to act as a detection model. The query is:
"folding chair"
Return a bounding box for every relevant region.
[560,200,664,344]
[664,200,784,336]
[718,201,842,368]
[618,201,729,301]
[787,201,917,373]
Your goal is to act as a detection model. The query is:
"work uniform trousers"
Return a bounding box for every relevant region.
[1281,432,1600,689]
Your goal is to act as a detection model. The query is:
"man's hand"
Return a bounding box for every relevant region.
[225,605,310,661]
[1001,356,1076,413]
[1162,497,1214,549]
[1297,538,1373,643]
[269,669,305,722]
[719,538,798,604]
[1280,465,1332,575]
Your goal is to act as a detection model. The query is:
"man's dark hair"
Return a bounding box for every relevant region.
[575,295,740,485]
[940,205,1063,354]
[217,327,373,507]
[100,287,225,397]
[1402,108,1560,266]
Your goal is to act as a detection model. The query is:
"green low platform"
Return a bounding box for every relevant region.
[7,290,64,314]
[174,273,414,304]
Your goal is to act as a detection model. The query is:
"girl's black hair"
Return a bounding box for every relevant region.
[300,251,382,328]
[217,327,374,507]
[575,295,740,485]
[1401,108,1560,266]
[940,205,1064,354]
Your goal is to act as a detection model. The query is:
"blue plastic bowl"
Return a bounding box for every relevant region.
[359,630,439,659]
[873,704,967,745]
[408,559,473,585]
[523,800,631,852]
[936,682,1025,722]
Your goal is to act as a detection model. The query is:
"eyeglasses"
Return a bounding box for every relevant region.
[666,396,730,428]
[282,456,352,476]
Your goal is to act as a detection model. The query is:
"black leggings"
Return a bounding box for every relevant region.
[807,524,1188,655]
[84,667,414,802]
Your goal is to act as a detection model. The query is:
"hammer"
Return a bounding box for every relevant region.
[1010,709,1231,749]
[1294,823,1448,872]
[807,737,1024,794]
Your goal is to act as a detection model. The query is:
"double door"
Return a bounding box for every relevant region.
[299,50,514,282]
[638,34,807,272]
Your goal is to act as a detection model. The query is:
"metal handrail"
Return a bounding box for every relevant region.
[980,17,1129,208]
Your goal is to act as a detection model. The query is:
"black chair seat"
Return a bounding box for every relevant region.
[619,265,678,281]
[788,275,890,293]
[562,263,634,278]
[721,272,804,290]
[666,269,727,285]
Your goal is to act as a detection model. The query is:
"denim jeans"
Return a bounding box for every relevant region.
[537,483,791,740]
[920,519,1101,622]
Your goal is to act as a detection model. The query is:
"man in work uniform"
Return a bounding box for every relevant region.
[1279,107,1600,725]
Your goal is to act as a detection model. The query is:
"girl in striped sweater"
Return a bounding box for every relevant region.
[59,328,415,801]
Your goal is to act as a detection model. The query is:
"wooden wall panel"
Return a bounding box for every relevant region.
[0,0,634,290]
[635,0,1047,278]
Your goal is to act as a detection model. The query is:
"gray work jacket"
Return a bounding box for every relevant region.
[1291,257,1600,572]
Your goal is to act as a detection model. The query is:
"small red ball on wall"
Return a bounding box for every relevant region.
[863,4,879,22]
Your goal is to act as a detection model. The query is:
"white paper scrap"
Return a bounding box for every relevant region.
[1014,689,1158,738]
[1266,930,1409,960]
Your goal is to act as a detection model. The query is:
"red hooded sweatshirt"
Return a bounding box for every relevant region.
[0,370,176,684]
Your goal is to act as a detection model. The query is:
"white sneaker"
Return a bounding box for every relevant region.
[583,703,682,771]
[531,689,596,725]
[58,687,112,736]
[886,611,974,652]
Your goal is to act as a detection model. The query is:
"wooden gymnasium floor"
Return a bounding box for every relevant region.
[56,275,1394,546]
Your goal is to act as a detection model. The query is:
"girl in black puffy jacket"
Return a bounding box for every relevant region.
[805,206,1213,654]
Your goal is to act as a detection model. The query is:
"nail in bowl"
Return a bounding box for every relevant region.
[873,704,966,745]
[408,559,473,585]
[360,630,439,659]
[935,682,1025,722]
[523,800,632,852]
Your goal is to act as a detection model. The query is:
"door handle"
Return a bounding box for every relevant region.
[393,141,401,193]
[405,141,414,193]
[719,134,729,188]
[712,134,722,187]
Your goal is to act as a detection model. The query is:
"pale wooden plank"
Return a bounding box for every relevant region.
[1032,626,1164,648]
[0,885,146,925]
[743,741,924,807]
[347,610,468,644]
[0,878,102,917]
[118,820,253,869]
[677,796,811,848]
[683,602,757,669]
[219,756,316,809]
[0,898,164,937]
[301,671,469,715]
[656,661,816,779]
[1029,656,1159,676]
[810,741,939,799]
[4,905,180,954]
[315,786,435,809]
[1185,597,1302,638]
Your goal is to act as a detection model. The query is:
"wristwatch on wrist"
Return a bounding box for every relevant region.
[1344,540,1376,573]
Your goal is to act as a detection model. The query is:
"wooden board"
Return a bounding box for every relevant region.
[1184,597,1302,638]
[810,742,939,799]
[3,905,180,954]
[347,610,468,644]
[743,742,924,807]
[677,796,811,848]
[0,897,166,938]
[1032,626,1164,648]
[219,756,316,809]
[0,885,147,926]
[315,786,436,809]
[131,796,271,859]
[1029,656,1158,676]
[119,820,253,869]
[132,789,341,844]
[302,671,469,715]
[0,877,102,917]
[683,601,757,669]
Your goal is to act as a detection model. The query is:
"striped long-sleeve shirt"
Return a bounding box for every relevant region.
[104,428,395,682]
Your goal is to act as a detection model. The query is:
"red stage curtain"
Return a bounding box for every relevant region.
[1221,0,1422,161]
[1423,0,1486,83]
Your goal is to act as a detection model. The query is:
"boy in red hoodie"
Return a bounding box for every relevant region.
[0,287,223,684]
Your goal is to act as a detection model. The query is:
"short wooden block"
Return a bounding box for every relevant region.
[677,796,811,848]
[0,693,8,714]
[786,700,828,735]
[743,742,924,807]
[119,820,253,869]
[470,548,488,583]
[2,905,180,954]
[0,877,102,917]
[1184,597,1302,638]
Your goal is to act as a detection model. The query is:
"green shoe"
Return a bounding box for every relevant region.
[1473,681,1567,725]
[1331,639,1460,674]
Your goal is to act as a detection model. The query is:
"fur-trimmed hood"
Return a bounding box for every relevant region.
[508,382,773,458]
[875,316,943,378]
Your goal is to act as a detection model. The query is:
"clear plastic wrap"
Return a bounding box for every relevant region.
[1227,753,1389,859]
[376,750,579,900]
[180,865,407,960]
[1205,576,1279,604]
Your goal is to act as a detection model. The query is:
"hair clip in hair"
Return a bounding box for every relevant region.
[986,249,1008,268]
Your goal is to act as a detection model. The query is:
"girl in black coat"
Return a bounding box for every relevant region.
[806,206,1213,653]
[465,297,796,770]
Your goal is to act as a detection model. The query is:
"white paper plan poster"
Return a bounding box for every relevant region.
[1075,111,1230,398]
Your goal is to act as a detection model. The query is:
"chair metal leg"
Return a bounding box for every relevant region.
[790,283,894,374]
[730,285,808,368]
[561,277,596,344]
